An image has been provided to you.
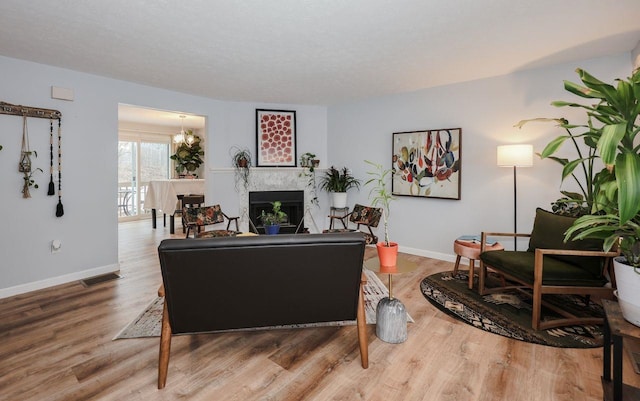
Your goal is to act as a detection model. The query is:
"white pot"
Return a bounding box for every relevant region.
[331,192,348,208]
[613,256,640,327]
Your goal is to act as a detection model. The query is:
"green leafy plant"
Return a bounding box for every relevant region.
[170,132,204,176]
[534,68,640,267]
[230,146,251,190]
[259,201,288,226]
[319,166,361,193]
[364,160,395,246]
[299,152,319,172]
[22,167,42,198]
[515,117,596,217]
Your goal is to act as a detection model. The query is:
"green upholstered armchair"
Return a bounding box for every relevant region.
[479,208,618,330]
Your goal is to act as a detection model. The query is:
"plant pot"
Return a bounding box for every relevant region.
[376,242,399,267]
[264,224,280,235]
[331,192,348,208]
[613,256,640,327]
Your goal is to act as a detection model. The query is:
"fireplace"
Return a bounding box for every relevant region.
[249,190,304,234]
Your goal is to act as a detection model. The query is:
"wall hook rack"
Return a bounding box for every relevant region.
[0,101,61,120]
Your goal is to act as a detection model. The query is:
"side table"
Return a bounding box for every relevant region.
[364,255,417,344]
[602,299,640,401]
[453,238,503,290]
[328,207,350,229]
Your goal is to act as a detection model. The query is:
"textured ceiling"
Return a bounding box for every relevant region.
[1,0,640,106]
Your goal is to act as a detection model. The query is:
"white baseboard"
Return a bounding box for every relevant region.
[0,263,120,300]
[398,245,457,264]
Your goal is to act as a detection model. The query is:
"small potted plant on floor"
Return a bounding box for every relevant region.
[259,201,288,235]
[365,160,397,266]
[319,166,361,208]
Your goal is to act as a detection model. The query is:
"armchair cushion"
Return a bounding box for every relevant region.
[527,208,604,277]
[480,250,608,287]
[350,204,382,227]
[183,205,225,226]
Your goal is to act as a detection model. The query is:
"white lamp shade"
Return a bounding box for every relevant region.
[497,144,533,167]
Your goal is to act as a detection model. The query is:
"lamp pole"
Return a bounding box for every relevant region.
[497,144,533,251]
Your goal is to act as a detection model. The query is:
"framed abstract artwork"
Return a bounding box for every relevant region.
[256,109,297,167]
[391,128,461,199]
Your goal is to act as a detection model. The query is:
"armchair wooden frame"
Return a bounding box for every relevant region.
[479,231,618,331]
[157,272,369,389]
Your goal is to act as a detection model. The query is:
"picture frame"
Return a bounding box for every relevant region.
[256,109,297,167]
[391,128,461,199]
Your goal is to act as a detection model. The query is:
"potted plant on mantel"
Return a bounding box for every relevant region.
[170,132,204,178]
[526,68,640,326]
[230,146,252,190]
[300,152,320,171]
[365,160,397,266]
[319,166,361,208]
[259,201,288,235]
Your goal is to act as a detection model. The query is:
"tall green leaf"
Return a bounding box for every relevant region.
[540,136,568,158]
[597,123,626,165]
[616,150,640,223]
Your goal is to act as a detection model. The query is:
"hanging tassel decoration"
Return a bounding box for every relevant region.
[56,118,64,217]
[47,118,55,195]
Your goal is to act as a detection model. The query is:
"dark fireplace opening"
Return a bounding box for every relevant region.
[249,190,305,234]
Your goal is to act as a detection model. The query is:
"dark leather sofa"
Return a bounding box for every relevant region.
[156,232,369,388]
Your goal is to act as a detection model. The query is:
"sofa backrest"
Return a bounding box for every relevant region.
[158,232,366,334]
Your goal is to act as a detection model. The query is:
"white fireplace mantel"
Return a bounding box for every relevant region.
[211,167,325,232]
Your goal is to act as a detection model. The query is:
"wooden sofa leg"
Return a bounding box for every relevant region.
[158,299,172,389]
[357,274,369,369]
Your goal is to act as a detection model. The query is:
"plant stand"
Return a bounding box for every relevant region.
[364,255,416,344]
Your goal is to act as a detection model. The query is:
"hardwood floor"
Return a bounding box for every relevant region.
[1,220,638,400]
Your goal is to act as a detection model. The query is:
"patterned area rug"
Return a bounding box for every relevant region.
[114,269,412,339]
[420,270,604,348]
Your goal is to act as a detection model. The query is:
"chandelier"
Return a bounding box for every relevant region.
[173,115,195,147]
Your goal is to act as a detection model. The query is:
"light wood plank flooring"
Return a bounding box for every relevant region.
[1,219,638,400]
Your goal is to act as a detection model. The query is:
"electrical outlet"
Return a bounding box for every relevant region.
[51,239,62,253]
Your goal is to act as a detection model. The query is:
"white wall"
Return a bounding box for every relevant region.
[0,51,633,297]
[327,53,633,260]
[0,55,327,297]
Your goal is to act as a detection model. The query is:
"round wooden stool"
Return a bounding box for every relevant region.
[453,239,504,289]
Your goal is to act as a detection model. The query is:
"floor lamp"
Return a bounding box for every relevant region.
[497,144,533,251]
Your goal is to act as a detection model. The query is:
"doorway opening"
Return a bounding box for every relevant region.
[117,104,206,222]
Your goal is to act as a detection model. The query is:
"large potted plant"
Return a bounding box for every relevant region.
[319,166,361,208]
[170,132,204,178]
[259,201,287,235]
[533,68,640,326]
[364,160,397,266]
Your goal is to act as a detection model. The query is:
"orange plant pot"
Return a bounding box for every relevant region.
[376,242,399,267]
